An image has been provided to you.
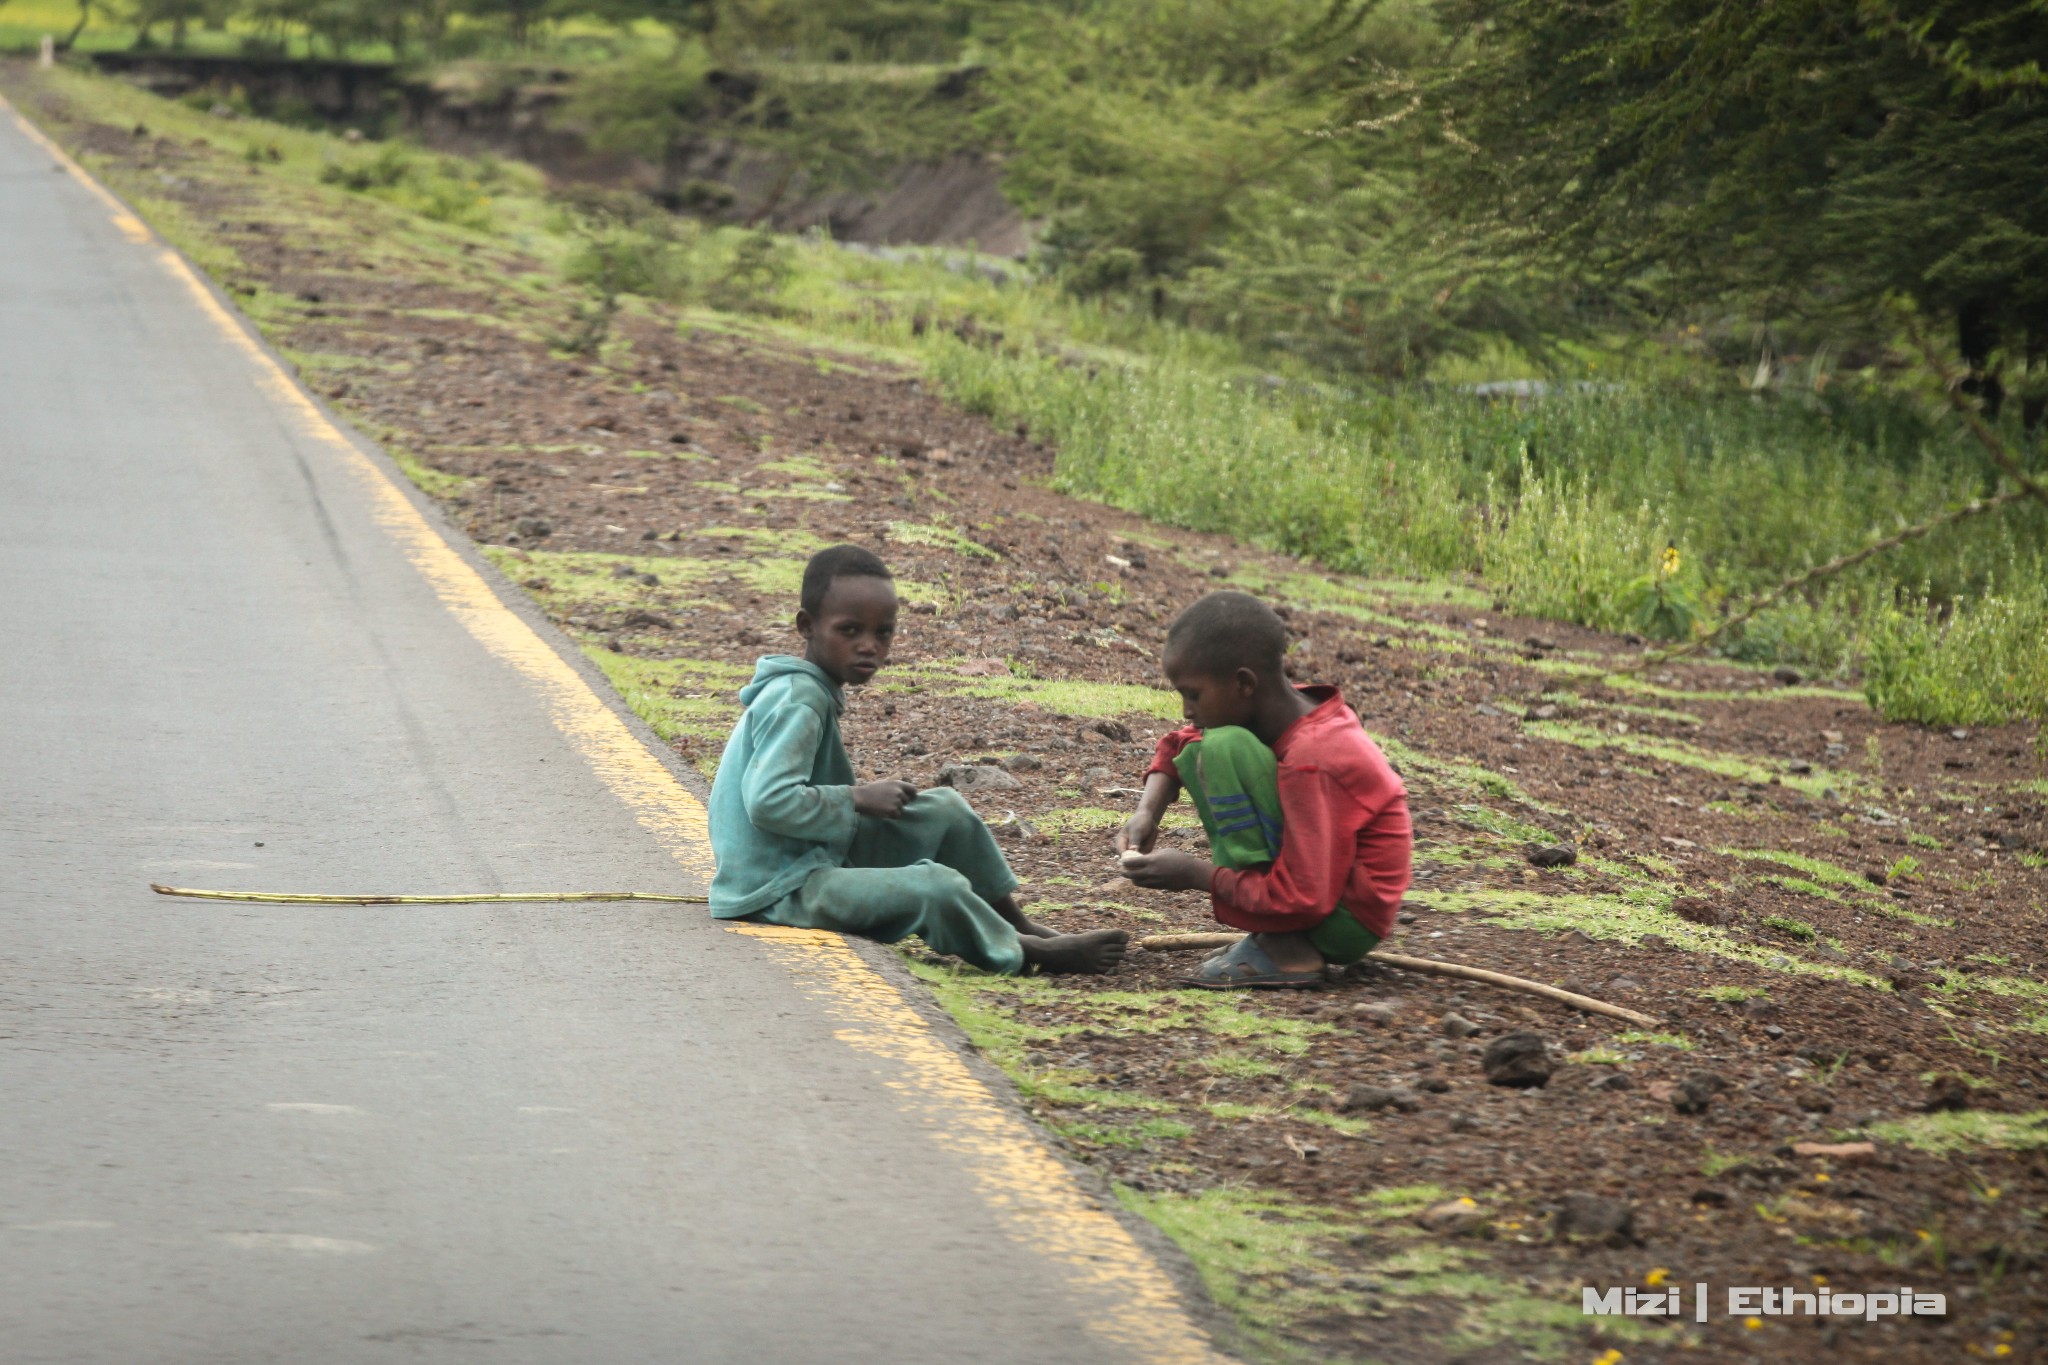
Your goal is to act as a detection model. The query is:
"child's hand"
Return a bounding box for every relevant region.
[1115,811,1160,855]
[1118,849,1214,893]
[852,780,918,819]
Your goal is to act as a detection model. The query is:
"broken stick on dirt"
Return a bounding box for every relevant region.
[1137,932,1663,1027]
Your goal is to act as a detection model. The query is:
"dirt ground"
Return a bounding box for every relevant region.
[18,68,2048,1365]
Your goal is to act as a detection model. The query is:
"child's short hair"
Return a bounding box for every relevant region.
[1165,591,1288,678]
[800,544,893,615]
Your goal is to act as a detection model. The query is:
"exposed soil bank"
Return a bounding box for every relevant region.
[87,51,1027,254]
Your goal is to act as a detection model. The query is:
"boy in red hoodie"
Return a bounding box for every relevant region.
[1117,591,1412,987]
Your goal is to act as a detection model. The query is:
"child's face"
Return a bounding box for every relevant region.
[1162,648,1257,731]
[797,574,898,687]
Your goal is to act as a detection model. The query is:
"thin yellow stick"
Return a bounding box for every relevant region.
[150,883,706,906]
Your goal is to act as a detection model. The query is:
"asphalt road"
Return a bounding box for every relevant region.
[0,100,1220,1365]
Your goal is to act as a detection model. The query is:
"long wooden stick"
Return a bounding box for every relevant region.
[150,883,707,906]
[1137,932,1662,1027]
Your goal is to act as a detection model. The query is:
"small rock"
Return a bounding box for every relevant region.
[1689,1187,1730,1207]
[1589,1072,1634,1093]
[1820,729,1845,744]
[1418,1077,1452,1094]
[1763,1023,1785,1040]
[1771,665,1804,685]
[1672,1071,1731,1115]
[1416,1198,1487,1236]
[1481,1032,1554,1088]
[938,764,1023,792]
[1082,766,1112,783]
[1554,1193,1636,1243]
[1447,1112,1480,1133]
[1353,1003,1398,1027]
[1528,703,1560,721]
[1091,719,1132,742]
[999,753,1044,772]
[1796,1092,1835,1113]
[990,603,1020,622]
[1638,935,1669,951]
[513,517,552,539]
[1396,910,1419,925]
[1527,844,1578,869]
[1670,896,1732,927]
[1343,1084,1420,1113]
[1924,1074,1975,1113]
[1786,759,1814,775]
[1439,1013,1481,1039]
[1949,728,1970,741]
[1606,975,1643,993]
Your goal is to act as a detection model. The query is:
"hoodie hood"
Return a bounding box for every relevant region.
[738,654,843,712]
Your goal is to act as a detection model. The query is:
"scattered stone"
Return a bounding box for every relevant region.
[1563,929,1596,947]
[1637,935,1669,951]
[1418,1077,1452,1094]
[1924,1074,1976,1113]
[1606,975,1643,994]
[999,753,1044,772]
[1689,1188,1730,1207]
[990,603,1020,622]
[1481,1032,1554,1088]
[617,610,673,630]
[938,763,1022,792]
[1670,1071,1732,1115]
[1949,729,1970,741]
[1083,766,1113,783]
[1771,665,1805,685]
[1528,703,1561,721]
[1353,1002,1398,1026]
[1091,719,1132,742]
[513,517,552,539]
[1589,1072,1635,1093]
[1554,1193,1636,1243]
[1790,1141,1876,1161]
[1820,729,1845,744]
[1796,1092,1835,1114]
[1447,1112,1480,1133]
[1396,910,1419,925]
[1527,843,1578,869]
[1670,896,1733,927]
[1343,1084,1420,1114]
[1439,1013,1481,1039]
[1660,835,1698,850]
[1416,1198,1487,1236]
[1786,759,1814,775]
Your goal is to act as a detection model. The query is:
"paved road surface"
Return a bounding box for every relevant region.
[0,100,1220,1365]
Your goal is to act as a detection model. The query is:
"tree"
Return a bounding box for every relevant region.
[1420,0,2048,420]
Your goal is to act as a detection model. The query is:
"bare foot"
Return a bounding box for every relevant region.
[992,894,1060,938]
[1020,929,1131,975]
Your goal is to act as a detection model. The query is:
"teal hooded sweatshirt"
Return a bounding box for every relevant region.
[707,655,859,917]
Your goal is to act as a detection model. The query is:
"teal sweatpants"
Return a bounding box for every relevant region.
[752,787,1026,975]
[1173,726,1381,965]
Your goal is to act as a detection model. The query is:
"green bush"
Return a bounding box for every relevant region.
[1864,580,2048,727]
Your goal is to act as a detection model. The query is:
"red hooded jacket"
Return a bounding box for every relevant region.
[1147,686,1412,938]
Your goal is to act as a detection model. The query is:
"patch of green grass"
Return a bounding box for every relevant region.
[1761,914,1819,942]
[1615,1030,1694,1049]
[1724,847,1870,890]
[1425,887,1889,987]
[1527,719,1863,799]
[887,518,999,559]
[1047,1116,1194,1148]
[1907,832,1944,850]
[897,666,1182,722]
[1862,1110,2048,1157]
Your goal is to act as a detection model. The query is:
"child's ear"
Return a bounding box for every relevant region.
[1234,666,1260,697]
[794,608,815,639]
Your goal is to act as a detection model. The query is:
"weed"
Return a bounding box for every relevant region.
[1761,914,1819,942]
[1861,1110,2048,1157]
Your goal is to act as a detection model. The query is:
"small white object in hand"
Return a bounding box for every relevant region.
[1119,849,1144,867]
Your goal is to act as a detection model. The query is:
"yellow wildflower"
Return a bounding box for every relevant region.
[1743,1317,1763,1330]
[1645,1268,1670,1287]
[1660,545,1681,577]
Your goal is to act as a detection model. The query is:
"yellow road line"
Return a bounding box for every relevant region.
[4,92,1226,1364]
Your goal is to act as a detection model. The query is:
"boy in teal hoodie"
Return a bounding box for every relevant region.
[708,545,1130,976]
